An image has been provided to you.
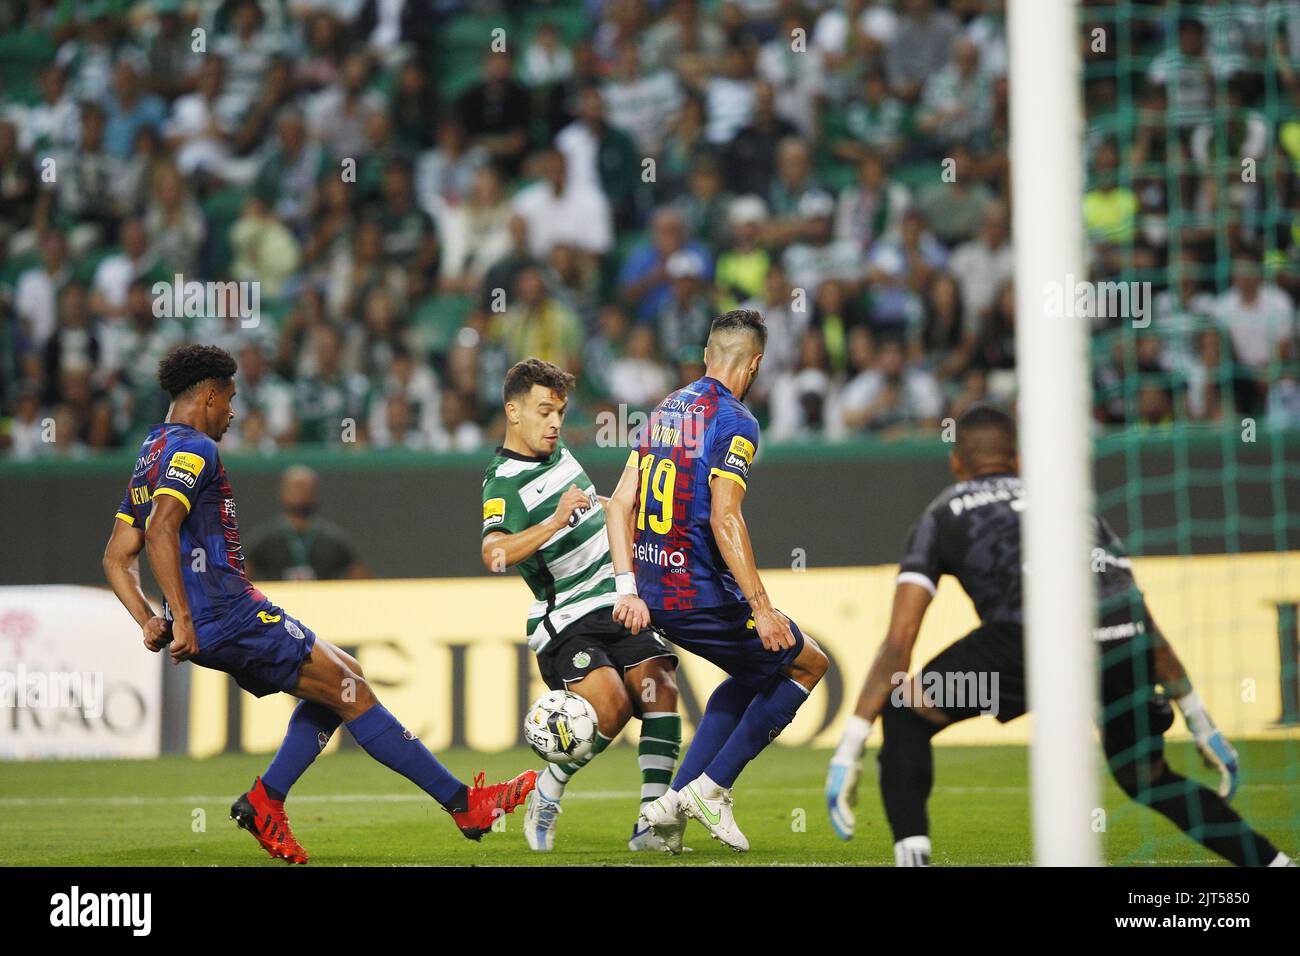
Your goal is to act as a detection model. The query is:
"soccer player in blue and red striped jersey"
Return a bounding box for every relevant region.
[605,310,829,853]
[101,345,534,862]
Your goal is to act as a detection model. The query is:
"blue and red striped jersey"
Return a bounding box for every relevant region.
[631,376,760,610]
[115,422,266,640]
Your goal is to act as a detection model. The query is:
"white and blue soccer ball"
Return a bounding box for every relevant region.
[524,690,598,764]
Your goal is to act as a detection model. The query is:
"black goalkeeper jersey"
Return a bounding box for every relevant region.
[897,473,1145,631]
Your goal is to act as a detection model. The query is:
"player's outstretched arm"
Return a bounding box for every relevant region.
[606,459,650,634]
[480,483,590,572]
[854,581,934,726]
[709,474,793,651]
[102,518,170,652]
[827,581,932,840]
[1151,621,1240,800]
[143,493,200,664]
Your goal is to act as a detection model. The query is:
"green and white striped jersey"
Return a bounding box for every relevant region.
[481,442,616,653]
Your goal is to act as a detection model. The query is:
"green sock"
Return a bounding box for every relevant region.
[638,712,682,804]
[539,732,612,801]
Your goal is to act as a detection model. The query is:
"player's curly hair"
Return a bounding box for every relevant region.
[503,357,575,404]
[157,344,238,399]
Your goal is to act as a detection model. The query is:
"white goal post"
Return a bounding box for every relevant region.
[1008,0,1100,866]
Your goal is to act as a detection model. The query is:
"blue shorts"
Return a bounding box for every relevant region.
[650,602,804,690]
[192,604,317,698]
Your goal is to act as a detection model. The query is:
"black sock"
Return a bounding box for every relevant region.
[878,703,940,841]
[1120,764,1278,867]
[263,783,287,802]
[443,784,469,814]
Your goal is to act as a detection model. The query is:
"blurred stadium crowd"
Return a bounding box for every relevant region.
[0,0,1297,458]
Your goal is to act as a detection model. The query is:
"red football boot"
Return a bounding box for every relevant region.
[230,777,309,864]
[449,770,538,841]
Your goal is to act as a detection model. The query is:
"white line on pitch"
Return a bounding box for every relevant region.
[1,783,1294,807]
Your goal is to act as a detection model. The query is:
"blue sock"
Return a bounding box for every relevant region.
[672,678,754,790]
[705,677,810,788]
[346,705,466,810]
[262,700,342,800]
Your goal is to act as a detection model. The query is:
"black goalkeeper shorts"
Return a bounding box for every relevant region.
[536,607,678,692]
[916,620,1029,723]
[916,615,1174,764]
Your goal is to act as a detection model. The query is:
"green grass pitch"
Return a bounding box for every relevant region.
[3,742,1296,866]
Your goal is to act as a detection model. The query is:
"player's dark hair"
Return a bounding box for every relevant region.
[709,309,767,351]
[955,403,1018,463]
[503,357,575,404]
[157,344,238,399]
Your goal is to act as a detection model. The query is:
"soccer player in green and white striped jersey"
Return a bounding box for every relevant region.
[480,358,684,852]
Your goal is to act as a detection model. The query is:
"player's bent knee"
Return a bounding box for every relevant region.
[788,640,829,689]
[339,651,364,678]
[805,643,829,681]
[1109,755,1167,802]
[626,660,678,711]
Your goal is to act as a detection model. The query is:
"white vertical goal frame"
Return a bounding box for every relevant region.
[1008,0,1099,866]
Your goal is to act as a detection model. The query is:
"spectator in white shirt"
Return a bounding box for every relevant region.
[91,218,159,320]
[946,201,1014,338]
[511,148,613,260]
[703,45,757,146]
[165,56,245,180]
[416,118,489,217]
[1214,256,1296,373]
[609,325,673,408]
[522,22,575,87]
[437,164,515,295]
[15,230,71,353]
[839,335,945,437]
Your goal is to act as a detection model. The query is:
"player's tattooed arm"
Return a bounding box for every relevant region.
[480,484,590,571]
[853,582,933,724]
[102,518,168,651]
[709,474,794,652]
[144,493,199,663]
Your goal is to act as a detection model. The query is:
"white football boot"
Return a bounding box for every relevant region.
[895,835,932,867]
[628,814,692,853]
[679,774,749,852]
[523,789,562,851]
[639,787,688,855]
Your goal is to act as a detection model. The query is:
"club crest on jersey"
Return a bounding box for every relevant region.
[572,651,591,669]
[165,451,204,488]
[724,435,755,476]
[483,497,506,529]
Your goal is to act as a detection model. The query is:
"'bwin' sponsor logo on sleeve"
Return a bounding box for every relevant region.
[50,886,151,936]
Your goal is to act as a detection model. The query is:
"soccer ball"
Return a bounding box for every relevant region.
[523,690,598,764]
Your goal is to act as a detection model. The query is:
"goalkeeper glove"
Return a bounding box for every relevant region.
[1176,690,1239,801]
[826,716,871,840]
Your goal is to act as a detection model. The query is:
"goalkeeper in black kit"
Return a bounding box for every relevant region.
[825,404,1294,867]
